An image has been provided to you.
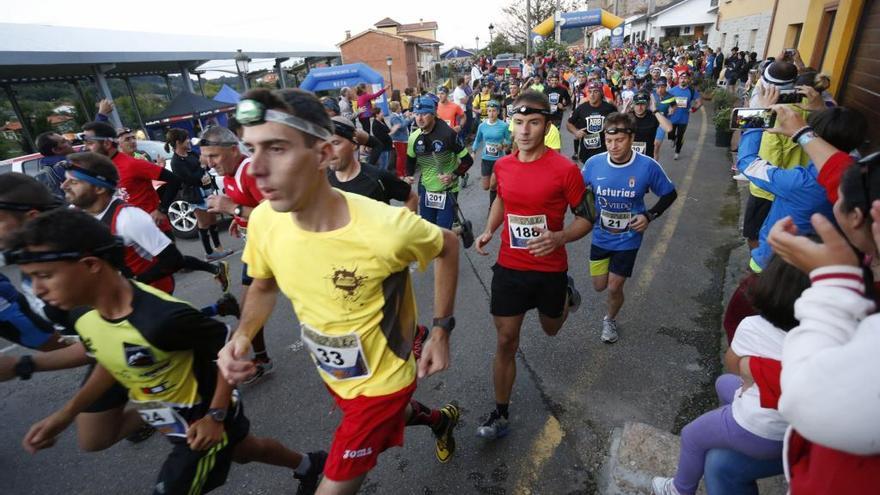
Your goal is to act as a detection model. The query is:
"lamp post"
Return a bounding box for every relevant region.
[386,56,393,92]
[488,24,495,56]
[234,49,251,91]
[476,36,480,52]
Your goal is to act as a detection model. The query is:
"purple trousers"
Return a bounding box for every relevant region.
[673,374,784,495]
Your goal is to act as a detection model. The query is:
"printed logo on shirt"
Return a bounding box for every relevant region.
[415,138,427,154]
[327,266,368,306]
[141,382,171,395]
[124,342,157,367]
[628,176,636,188]
[342,447,373,459]
[432,140,446,153]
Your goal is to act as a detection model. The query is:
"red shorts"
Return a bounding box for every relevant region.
[324,382,416,481]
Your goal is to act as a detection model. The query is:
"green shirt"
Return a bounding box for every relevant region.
[406,120,469,193]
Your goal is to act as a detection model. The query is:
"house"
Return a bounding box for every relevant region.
[646,0,717,43]
[47,114,76,133]
[0,121,21,141]
[705,0,775,57]
[339,18,443,91]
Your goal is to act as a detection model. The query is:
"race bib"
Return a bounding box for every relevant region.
[424,191,447,209]
[632,142,647,154]
[133,402,189,438]
[549,93,560,113]
[508,214,547,249]
[583,133,601,149]
[675,96,689,109]
[301,324,370,381]
[485,142,501,157]
[600,210,632,234]
[586,115,605,134]
[506,104,515,118]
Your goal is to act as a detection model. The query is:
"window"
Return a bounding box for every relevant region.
[733,33,740,49]
[811,7,837,70]
[748,29,758,51]
[682,26,692,35]
[785,23,803,49]
[721,32,727,49]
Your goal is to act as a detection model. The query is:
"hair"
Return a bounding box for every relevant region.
[242,87,332,147]
[0,173,59,212]
[513,90,550,113]
[82,121,118,146]
[9,208,122,269]
[748,255,812,331]
[604,112,636,131]
[200,125,239,147]
[456,77,465,86]
[35,131,60,156]
[809,107,867,153]
[404,87,413,96]
[355,83,367,95]
[839,153,880,217]
[164,128,189,153]
[227,116,243,137]
[814,73,831,92]
[66,152,119,185]
[389,101,401,112]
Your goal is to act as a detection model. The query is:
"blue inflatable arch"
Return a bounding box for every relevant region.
[299,63,389,115]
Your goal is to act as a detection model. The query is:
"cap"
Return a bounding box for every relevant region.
[321,97,340,114]
[331,116,357,142]
[487,100,501,109]
[633,93,650,104]
[412,96,437,115]
[657,76,669,86]
[587,81,602,91]
[437,86,449,94]
[762,61,798,87]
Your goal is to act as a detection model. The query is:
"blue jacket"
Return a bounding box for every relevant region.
[737,129,834,271]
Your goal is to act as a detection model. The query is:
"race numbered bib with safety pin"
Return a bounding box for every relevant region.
[508,214,547,248]
[133,402,189,438]
[586,115,605,134]
[600,209,632,234]
[485,142,501,157]
[424,190,447,209]
[301,324,370,381]
[549,93,560,113]
[583,133,601,149]
[632,142,647,154]
[675,97,689,108]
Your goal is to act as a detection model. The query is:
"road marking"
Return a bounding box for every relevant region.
[514,415,565,495]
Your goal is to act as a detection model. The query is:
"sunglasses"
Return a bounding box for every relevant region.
[235,99,332,141]
[604,127,634,135]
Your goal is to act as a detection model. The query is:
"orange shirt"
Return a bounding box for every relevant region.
[437,101,464,130]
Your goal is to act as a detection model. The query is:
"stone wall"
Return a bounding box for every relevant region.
[707,11,774,57]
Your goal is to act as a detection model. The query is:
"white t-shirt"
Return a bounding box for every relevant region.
[452,87,468,112]
[93,202,171,260]
[730,315,790,441]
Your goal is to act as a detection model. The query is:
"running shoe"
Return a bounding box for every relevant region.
[460,172,470,189]
[567,275,581,313]
[476,410,510,440]
[459,219,474,249]
[215,293,241,319]
[205,249,233,262]
[294,450,328,495]
[673,153,680,160]
[601,316,619,344]
[651,477,681,495]
[433,402,460,463]
[243,358,274,384]
[125,424,156,443]
[213,260,230,292]
[413,324,429,361]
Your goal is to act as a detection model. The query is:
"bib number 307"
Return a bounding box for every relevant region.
[508,214,547,249]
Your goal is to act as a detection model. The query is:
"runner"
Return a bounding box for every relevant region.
[666,72,702,160]
[200,125,278,384]
[567,82,617,164]
[502,80,521,122]
[216,88,462,495]
[652,77,673,161]
[629,92,672,159]
[471,101,511,209]
[543,73,572,129]
[327,116,418,210]
[436,87,465,134]
[11,208,325,495]
[582,112,678,343]
[474,90,593,439]
[405,96,474,230]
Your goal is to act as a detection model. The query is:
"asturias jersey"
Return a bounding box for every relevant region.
[583,152,675,251]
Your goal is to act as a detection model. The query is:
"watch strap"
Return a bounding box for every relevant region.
[15,355,35,380]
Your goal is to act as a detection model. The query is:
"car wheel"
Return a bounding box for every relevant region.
[168,200,198,239]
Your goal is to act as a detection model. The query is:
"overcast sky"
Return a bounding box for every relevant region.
[5,0,514,74]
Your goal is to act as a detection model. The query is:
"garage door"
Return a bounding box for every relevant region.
[839,0,880,152]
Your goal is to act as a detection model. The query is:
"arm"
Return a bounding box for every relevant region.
[134,244,184,284]
[0,342,90,382]
[475,195,505,255]
[217,277,278,385]
[453,150,474,177]
[735,130,786,194]
[654,111,673,133]
[418,229,459,378]
[170,158,205,186]
[156,168,181,213]
[566,116,585,139]
[404,190,418,213]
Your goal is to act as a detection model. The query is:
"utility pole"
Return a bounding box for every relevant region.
[526,0,532,56]
[555,0,562,43]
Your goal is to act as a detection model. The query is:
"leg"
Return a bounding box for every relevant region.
[606,273,627,320]
[75,406,145,452]
[672,407,734,494]
[316,476,366,495]
[715,374,743,405]
[417,184,439,225]
[232,434,303,468]
[195,209,214,256]
[674,124,688,154]
[537,271,575,336]
[704,449,784,495]
[492,314,525,405]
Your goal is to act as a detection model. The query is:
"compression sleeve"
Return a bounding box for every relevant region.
[157,168,181,212]
[454,153,474,177]
[133,245,184,284]
[647,190,678,219]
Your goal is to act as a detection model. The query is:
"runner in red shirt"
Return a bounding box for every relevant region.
[201,126,274,383]
[473,90,594,439]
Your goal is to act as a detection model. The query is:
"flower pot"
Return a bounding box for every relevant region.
[715,129,733,147]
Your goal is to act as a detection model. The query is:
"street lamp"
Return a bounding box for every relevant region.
[488,24,495,56]
[234,49,251,91]
[476,36,480,52]
[386,56,394,92]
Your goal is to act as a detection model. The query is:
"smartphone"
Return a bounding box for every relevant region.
[784,48,796,56]
[730,108,777,130]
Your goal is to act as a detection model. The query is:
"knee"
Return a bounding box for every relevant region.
[496,334,519,356]
[481,182,490,191]
[78,435,113,453]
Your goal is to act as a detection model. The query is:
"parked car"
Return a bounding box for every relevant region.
[494,57,521,77]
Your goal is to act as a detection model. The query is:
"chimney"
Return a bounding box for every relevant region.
[419,18,424,23]
[345,30,351,39]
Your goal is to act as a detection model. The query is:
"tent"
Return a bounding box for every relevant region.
[299,63,389,115]
[212,84,241,104]
[144,92,235,140]
[440,47,475,60]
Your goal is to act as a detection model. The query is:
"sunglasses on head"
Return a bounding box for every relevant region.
[2,238,124,266]
[235,99,332,141]
[196,138,238,147]
[604,127,634,135]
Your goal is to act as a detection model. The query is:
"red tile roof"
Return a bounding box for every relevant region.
[398,21,438,32]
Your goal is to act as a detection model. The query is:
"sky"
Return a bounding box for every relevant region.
[3,0,513,75]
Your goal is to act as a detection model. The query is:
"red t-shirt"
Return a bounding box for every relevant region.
[817,151,855,205]
[494,148,586,272]
[112,151,163,215]
[221,156,263,228]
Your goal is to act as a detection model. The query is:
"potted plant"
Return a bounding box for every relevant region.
[713,107,733,147]
[711,89,737,111]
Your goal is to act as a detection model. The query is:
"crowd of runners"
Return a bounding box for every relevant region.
[0,38,877,495]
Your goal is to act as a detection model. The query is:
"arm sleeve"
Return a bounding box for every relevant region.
[96,112,109,123]
[377,169,413,203]
[818,151,856,205]
[736,130,791,195]
[779,266,880,454]
[406,132,418,176]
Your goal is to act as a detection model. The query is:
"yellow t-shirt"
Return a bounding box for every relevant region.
[473,92,492,118]
[243,191,444,399]
[400,94,411,111]
[751,106,811,200]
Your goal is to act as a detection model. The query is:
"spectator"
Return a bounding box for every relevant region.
[725,48,743,89]
[33,131,72,200]
[355,82,389,131]
[367,107,393,172]
[712,47,725,81]
[387,101,412,178]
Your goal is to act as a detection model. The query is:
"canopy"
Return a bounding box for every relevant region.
[299,63,389,115]
[146,92,235,125]
[440,47,475,60]
[212,84,241,104]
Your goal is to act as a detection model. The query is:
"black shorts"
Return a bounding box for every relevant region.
[154,402,250,495]
[490,264,568,318]
[81,363,129,413]
[481,158,497,177]
[743,194,773,241]
[589,244,640,278]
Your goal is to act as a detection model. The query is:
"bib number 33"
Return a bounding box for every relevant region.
[301,324,371,380]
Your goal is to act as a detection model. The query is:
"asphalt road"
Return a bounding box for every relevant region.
[0,108,743,494]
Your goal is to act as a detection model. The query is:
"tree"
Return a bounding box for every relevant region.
[497,0,585,51]
[484,33,519,58]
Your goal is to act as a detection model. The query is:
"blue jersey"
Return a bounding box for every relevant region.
[0,274,55,349]
[472,119,511,161]
[583,152,675,251]
[667,85,700,125]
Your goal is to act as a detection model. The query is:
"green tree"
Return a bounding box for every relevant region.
[497,0,586,50]
[484,33,519,57]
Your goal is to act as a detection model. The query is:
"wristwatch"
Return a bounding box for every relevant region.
[432,316,456,333]
[207,408,227,423]
[15,355,35,380]
[232,205,243,217]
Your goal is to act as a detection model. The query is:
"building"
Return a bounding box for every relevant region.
[339,18,443,92]
[763,0,878,151]
[705,0,775,57]
[630,0,717,44]
[596,0,679,17]
[0,121,21,141]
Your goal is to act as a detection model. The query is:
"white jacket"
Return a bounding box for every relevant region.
[780,265,880,455]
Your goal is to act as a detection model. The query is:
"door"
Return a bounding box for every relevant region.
[839,0,879,152]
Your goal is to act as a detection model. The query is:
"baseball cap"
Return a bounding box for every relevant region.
[412,97,437,115]
[633,93,649,105]
[657,76,669,86]
[587,81,602,91]
[487,100,501,109]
